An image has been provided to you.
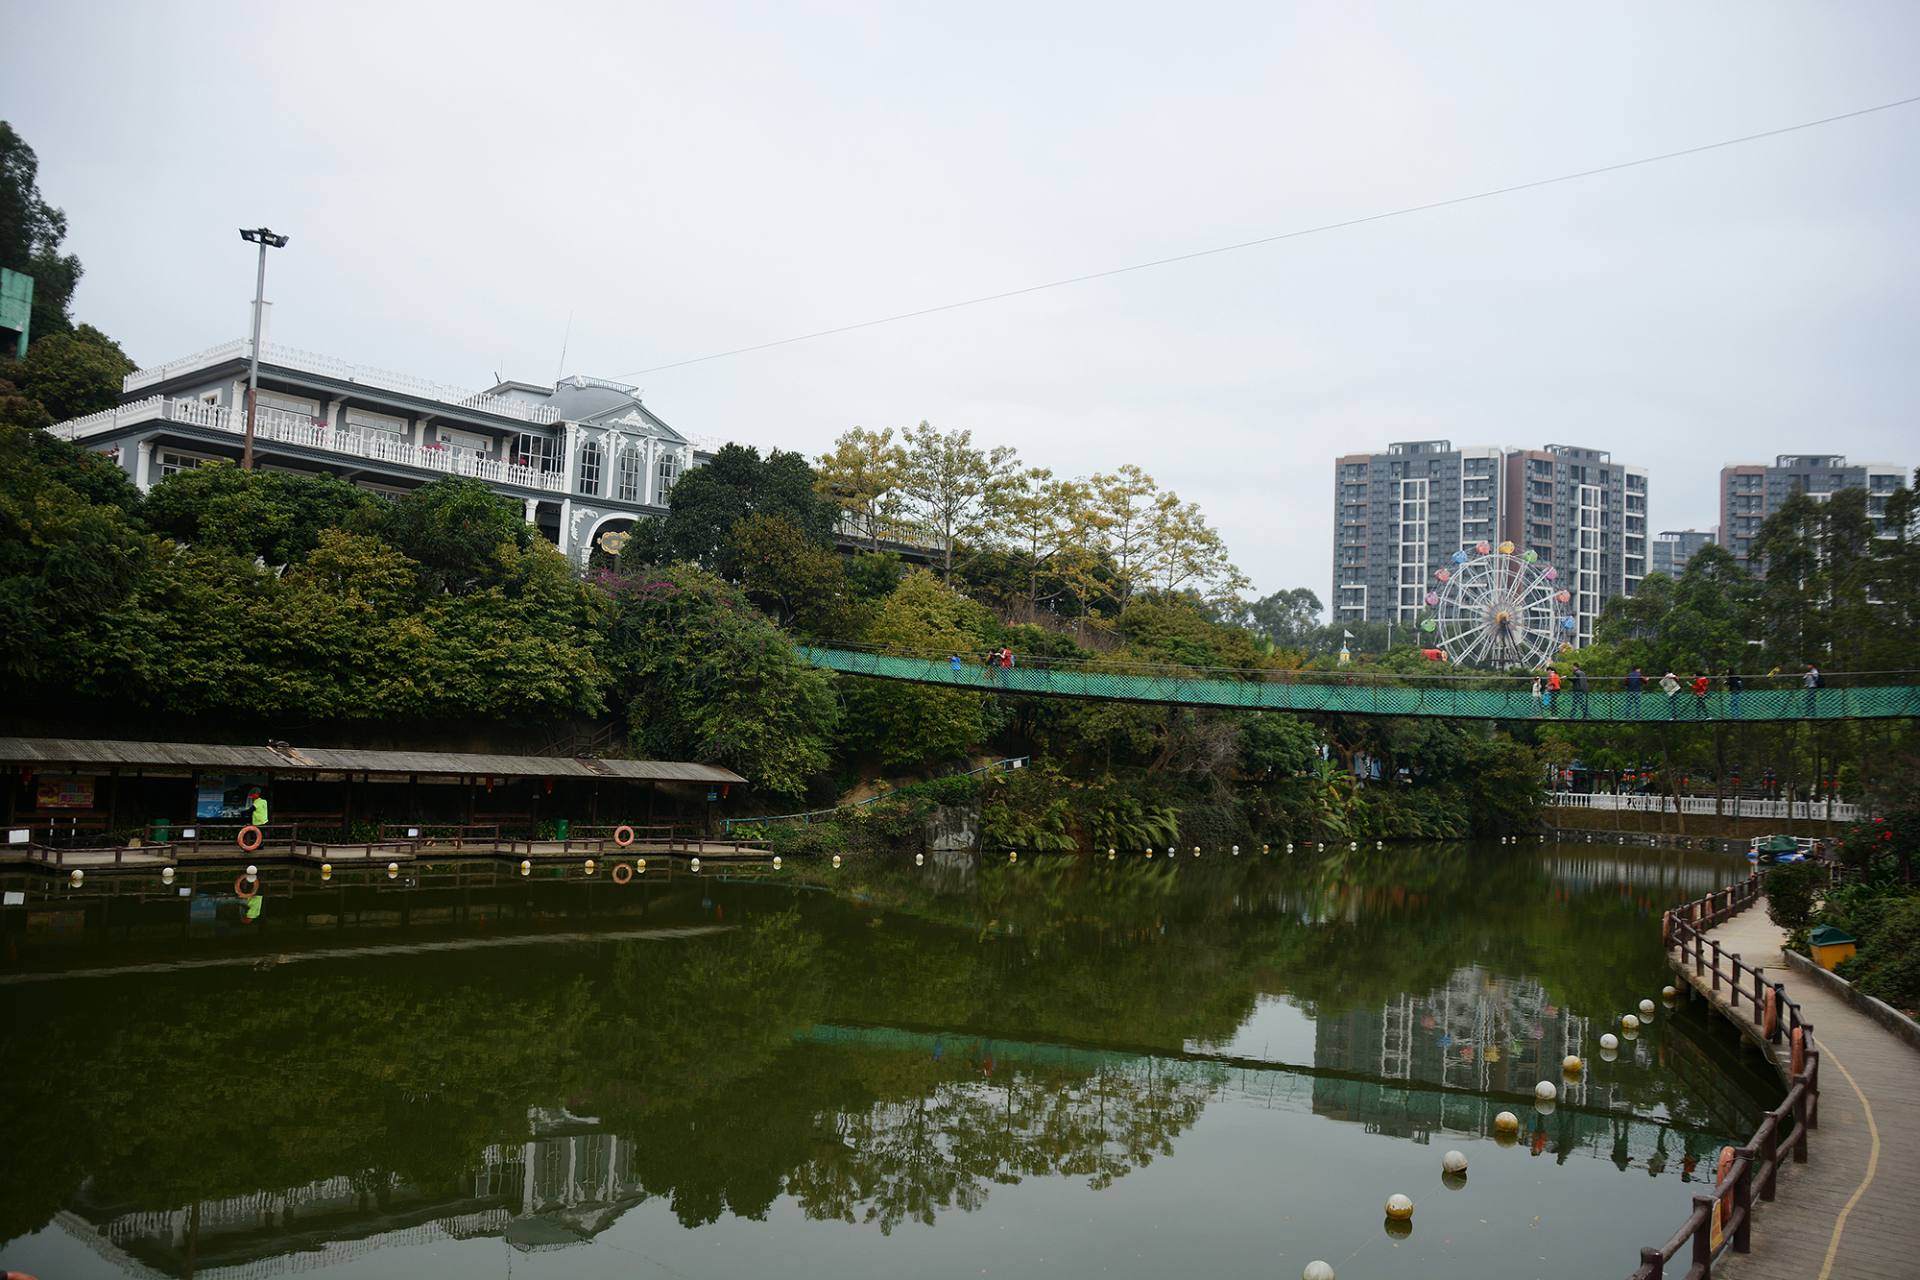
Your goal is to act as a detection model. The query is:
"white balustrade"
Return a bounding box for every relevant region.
[51,396,568,494]
[1546,791,1859,823]
[124,339,560,425]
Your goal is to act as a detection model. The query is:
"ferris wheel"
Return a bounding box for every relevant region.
[1419,542,1573,669]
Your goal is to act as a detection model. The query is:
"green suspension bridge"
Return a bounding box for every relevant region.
[795,646,1920,723]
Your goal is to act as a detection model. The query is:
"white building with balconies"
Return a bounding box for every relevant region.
[46,339,713,567]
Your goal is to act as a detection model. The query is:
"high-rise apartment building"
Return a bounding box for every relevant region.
[1719,455,1908,566]
[1650,529,1715,578]
[1332,441,1646,648]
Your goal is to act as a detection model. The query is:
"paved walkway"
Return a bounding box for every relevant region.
[1683,898,1920,1280]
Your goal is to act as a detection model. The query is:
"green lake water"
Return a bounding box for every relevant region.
[0,841,1780,1279]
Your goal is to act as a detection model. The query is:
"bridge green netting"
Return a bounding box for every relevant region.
[795,647,1920,723]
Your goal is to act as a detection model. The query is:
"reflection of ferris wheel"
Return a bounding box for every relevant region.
[1421,542,1572,669]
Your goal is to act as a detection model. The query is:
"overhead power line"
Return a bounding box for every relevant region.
[615,93,1920,379]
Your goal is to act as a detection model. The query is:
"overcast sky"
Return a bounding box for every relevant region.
[7,1,1916,598]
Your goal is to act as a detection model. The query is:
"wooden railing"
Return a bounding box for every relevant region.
[1630,872,1819,1280]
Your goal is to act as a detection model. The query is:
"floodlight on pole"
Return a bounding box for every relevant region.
[238,227,290,470]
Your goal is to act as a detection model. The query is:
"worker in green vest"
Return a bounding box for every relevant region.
[248,788,269,826]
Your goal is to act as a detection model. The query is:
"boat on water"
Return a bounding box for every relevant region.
[1747,833,1816,864]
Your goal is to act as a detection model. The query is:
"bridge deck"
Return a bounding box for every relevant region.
[797,648,1920,722]
[1687,901,1920,1280]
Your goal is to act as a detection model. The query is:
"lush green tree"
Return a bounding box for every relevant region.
[14,324,135,421]
[899,422,1018,582]
[0,121,81,342]
[380,477,532,595]
[601,563,837,798]
[816,426,910,550]
[659,443,838,579]
[733,512,860,636]
[142,461,380,565]
[843,569,998,769]
[0,376,51,430]
[1241,587,1324,651]
[0,426,147,689]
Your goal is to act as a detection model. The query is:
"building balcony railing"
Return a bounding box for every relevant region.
[50,396,570,494]
[123,339,562,426]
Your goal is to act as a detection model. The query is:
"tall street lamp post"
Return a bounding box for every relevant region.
[238,227,290,470]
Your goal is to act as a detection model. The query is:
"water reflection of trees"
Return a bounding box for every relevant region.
[0,842,1766,1269]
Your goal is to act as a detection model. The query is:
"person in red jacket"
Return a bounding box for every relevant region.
[1691,672,1710,718]
[1545,667,1561,715]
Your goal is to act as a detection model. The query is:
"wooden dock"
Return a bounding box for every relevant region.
[1684,898,1920,1280]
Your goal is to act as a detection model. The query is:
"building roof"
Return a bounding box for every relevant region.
[0,738,744,784]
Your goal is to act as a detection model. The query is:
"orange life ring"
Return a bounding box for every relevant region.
[234,873,257,900]
[237,824,263,851]
[1791,1025,1805,1075]
[1715,1144,1738,1226]
[1661,911,1672,946]
[1763,984,1778,1040]
[612,862,633,885]
[614,824,635,848]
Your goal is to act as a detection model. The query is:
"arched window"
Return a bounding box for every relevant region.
[656,450,680,500]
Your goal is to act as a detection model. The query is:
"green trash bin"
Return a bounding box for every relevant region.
[555,818,570,840]
[151,818,171,845]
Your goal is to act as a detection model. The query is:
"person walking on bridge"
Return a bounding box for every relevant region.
[1545,666,1561,715]
[1660,671,1681,718]
[1690,671,1711,718]
[1571,663,1590,719]
[1626,667,1644,719]
[1724,667,1743,718]
[1803,663,1822,716]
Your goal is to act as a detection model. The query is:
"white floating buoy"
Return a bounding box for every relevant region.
[386,862,399,879]
[1376,841,1383,849]
[1286,843,1294,853]
[1600,1046,1619,1063]
[1146,848,1154,857]
[1317,842,1325,851]
[1535,1080,1557,1102]
[1107,849,1116,861]
[1009,850,1018,863]
[1192,845,1200,858]
[1500,836,1507,845]
[1493,1110,1520,1134]
[245,864,259,880]
[520,859,531,875]
[772,855,781,869]
[1441,1149,1468,1174]
[1639,998,1656,1017]
[1662,985,1677,1001]
[320,863,331,880]
[690,857,701,872]
[1384,1194,1414,1221]
[1600,1032,1619,1050]
[584,858,597,875]
[1621,1013,1640,1031]
[69,868,83,886]
[1303,1263,1336,1280]
[162,866,175,882]
[1563,1054,1583,1075]
[1166,847,1174,858]
[915,852,925,866]
[1349,841,1358,851]
[831,854,842,868]
[1232,845,1240,856]
[1263,844,1270,854]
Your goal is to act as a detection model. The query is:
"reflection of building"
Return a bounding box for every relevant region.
[46,341,715,568]
[57,1109,648,1278]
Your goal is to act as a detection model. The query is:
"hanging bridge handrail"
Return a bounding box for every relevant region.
[1629,873,1818,1279]
[795,646,1920,723]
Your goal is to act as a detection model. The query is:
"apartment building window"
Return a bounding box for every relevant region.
[617,450,641,502]
[657,452,680,500]
[578,441,603,495]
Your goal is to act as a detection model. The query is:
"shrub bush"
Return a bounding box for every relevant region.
[1765,862,1824,930]
[1832,894,1920,1014]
